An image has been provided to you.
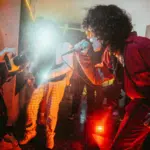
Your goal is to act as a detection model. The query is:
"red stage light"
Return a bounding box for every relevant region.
[95,125,104,134]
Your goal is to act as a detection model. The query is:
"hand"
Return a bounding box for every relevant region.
[0,48,16,61]
[144,113,150,128]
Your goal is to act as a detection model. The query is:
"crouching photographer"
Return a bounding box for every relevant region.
[0,47,23,149]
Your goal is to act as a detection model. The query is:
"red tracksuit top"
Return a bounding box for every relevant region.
[124,34,150,99]
[77,35,150,100]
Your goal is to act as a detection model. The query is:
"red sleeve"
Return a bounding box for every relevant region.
[133,38,150,86]
[138,44,150,69]
[134,47,150,86]
[134,72,150,86]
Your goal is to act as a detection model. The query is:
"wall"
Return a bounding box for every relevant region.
[34,0,150,36]
[0,0,21,123]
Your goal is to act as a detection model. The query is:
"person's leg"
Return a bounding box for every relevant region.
[38,84,49,125]
[0,94,20,148]
[46,80,66,149]
[38,98,46,125]
[19,85,45,145]
[70,77,85,116]
[0,93,7,138]
[118,92,129,120]
[111,101,150,150]
[86,84,95,114]
[86,84,95,115]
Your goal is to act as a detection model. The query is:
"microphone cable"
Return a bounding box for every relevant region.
[62,52,97,90]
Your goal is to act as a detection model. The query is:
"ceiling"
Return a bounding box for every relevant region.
[30,0,150,36]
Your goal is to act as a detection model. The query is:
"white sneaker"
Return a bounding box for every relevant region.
[19,131,36,145]
[46,134,55,149]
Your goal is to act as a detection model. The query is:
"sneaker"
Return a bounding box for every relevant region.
[3,133,19,147]
[0,139,21,150]
[19,131,36,145]
[46,133,55,149]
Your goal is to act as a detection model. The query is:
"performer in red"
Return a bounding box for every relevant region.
[77,4,150,150]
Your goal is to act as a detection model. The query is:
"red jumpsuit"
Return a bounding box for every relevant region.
[77,34,150,150]
[111,35,150,150]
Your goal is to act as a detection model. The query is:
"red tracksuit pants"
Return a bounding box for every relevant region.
[111,99,150,150]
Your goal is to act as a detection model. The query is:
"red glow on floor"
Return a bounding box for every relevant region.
[95,125,104,134]
[93,133,111,149]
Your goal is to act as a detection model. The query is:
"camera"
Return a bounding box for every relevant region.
[0,50,32,86]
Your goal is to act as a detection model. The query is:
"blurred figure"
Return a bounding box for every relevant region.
[0,48,20,149]
[68,30,108,120]
[68,55,95,120]
[19,20,74,149]
[38,84,48,126]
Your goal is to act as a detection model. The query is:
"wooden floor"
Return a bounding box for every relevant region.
[0,95,150,150]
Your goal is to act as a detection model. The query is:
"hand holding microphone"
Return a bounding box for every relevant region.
[74,39,91,52]
[62,39,91,56]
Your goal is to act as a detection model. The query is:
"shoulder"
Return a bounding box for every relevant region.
[125,36,150,72]
[126,35,150,49]
[125,36,150,55]
[135,36,150,49]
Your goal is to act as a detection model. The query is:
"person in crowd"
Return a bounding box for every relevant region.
[19,20,74,150]
[37,84,48,125]
[69,30,116,120]
[69,53,99,120]
[0,48,20,149]
[77,4,150,149]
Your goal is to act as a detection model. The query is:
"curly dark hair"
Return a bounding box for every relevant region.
[82,5,133,53]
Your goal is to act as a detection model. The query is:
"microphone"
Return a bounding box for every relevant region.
[62,40,90,56]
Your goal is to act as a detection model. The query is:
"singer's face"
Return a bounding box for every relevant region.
[85,29,102,52]
[85,28,95,40]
